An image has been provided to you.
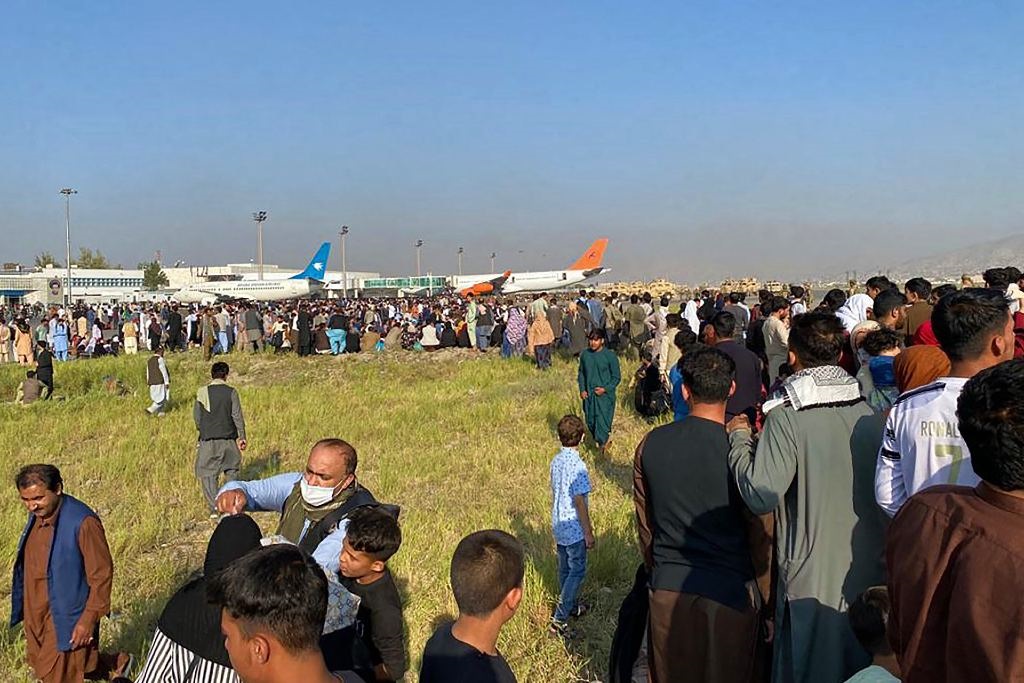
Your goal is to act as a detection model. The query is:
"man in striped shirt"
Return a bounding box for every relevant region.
[875,288,1016,517]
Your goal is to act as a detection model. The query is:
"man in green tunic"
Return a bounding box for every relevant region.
[726,312,887,683]
[578,329,621,450]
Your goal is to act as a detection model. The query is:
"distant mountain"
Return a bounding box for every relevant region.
[828,233,1024,283]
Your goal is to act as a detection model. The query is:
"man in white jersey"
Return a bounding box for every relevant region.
[875,288,1015,517]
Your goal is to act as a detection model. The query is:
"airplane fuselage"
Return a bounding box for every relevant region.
[451,267,609,294]
[173,278,321,304]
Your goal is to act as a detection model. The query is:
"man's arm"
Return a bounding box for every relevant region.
[632,435,654,570]
[159,357,169,384]
[230,388,247,441]
[875,410,907,517]
[218,472,302,512]
[608,351,621,390]
[368,588,407,682]
[727,410,798,515]
[193,396,202,431]
[74,516,114,648]
[311,519,350,575]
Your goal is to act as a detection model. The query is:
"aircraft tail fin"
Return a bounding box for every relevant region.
[290,242,331,281]
[568,238,609,271]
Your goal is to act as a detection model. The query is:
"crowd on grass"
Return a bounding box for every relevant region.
[9,264,1024,683]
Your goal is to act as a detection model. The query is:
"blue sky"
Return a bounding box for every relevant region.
[2,1,1021,280]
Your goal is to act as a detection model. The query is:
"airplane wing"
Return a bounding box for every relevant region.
[460,271,512,297]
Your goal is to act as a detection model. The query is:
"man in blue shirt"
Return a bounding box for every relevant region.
[215,438,377,574]
[549,415,594,636]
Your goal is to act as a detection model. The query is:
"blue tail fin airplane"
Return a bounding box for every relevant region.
[174,242,331,304]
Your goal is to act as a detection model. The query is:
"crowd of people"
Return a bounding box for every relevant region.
[9,264,1024,683]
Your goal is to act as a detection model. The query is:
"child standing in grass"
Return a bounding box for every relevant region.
[549,415,594,636]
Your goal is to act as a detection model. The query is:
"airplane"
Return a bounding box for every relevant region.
[458,271,512,297]
[173,242,331,304]
[451,238,610,295]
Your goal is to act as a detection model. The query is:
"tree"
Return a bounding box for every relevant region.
[72,248,111,269]
[34,252,62,268]
[140,261,169,290]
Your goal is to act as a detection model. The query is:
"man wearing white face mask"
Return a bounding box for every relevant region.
[214,438,377,574]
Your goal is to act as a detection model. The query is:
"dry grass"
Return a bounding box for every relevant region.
[0,347,660,681]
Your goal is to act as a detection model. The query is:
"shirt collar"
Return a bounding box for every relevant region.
[976,481,1024,517]
[560,446,580,457]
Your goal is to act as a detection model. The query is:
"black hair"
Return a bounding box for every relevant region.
[865,275,894,293]
[673,328,698,353]
[904,277,932,300]
[931,288,1010,362]
[789,284,805,299]
[1006,267,1022,284]
[311,438,358,477]
[557,414,585,447]
[983,267,1010,290]
[769,296,790,314]
[15,464,63,491]
[710,311,737,340]
[665,313,681,329]
[848,586,892,656]
[26,370,36,379]
[587,328,606,341]
[958,360,1024,491]
[207,544,326,654]
[862,328,901,357]
[728,292,741,304]
[930,283,957,303]
[450,529,524,617]
[659,296,670,307]
[211,362,230,380]
[788,312,846,368]
[681,346,736,403]
[872,289,907,321]
[630,294,638,304]
[345,507,402,561]
[821,288,847,313]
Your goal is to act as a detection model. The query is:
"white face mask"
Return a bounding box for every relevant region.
[300,478,337,507]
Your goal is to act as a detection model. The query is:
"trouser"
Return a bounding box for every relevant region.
[648,588,764,683]
[246,329,264,352]
[147,385,168,414]
[475,325,493,351]
[327,329,346,354]
[196,439,242,511]
[554,540,588,623]
[535,344,552,369]
[124,337,138,355]
[217,332,229,354]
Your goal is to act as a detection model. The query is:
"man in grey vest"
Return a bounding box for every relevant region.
[146,346,170,416]
[243,304,264,353]
[194,361,247,515]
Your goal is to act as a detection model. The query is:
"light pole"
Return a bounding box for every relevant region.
[415,240,423,277]
[59,188,77,307]
[252,211,268,279]
[457,247,464,276]
[339,225,350,298]
[490,251,496,272]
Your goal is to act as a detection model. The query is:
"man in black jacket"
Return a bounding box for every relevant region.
[166,305,183,352]
[194,362,247,514]
[706,311,763,423]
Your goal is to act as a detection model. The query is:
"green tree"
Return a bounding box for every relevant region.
[72,247,112,269]
[34,251,62,268]
[140,261,169,290]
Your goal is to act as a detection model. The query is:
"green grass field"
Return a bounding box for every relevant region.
[0,348,658,681]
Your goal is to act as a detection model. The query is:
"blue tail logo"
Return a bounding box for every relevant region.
[290,242,331,281]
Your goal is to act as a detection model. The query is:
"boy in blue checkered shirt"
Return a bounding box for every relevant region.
[549,414,594,636]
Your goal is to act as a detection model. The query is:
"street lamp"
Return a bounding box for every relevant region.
[252,211,268,279]
[457,246,464,276]
[415,240,424,277]
[59,188,77,307]
[339,225,350,298]
[490,251,496,272]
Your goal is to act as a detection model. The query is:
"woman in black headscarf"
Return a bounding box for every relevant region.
[133,515,262,683]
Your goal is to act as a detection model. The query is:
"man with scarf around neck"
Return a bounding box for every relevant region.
[725,312,888,683]
[215,439,376,574]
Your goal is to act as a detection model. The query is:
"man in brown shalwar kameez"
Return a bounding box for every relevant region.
[10,464,131,682]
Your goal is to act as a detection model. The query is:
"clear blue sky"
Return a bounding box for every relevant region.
[2,1,1021,280]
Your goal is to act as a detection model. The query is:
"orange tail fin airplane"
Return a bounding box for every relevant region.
[454,238,611,295]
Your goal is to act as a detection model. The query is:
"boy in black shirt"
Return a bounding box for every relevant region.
[420,529,523,683]
[330,507,406,682]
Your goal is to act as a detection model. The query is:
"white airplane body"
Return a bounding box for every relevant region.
[452,239,610,294]
[174,242,330,304]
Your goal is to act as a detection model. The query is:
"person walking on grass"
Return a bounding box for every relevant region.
[146,346,170,416]
[10,464,133,683]
[548,415,594,637]
[194,362,247,516]
[578,329,621,451]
